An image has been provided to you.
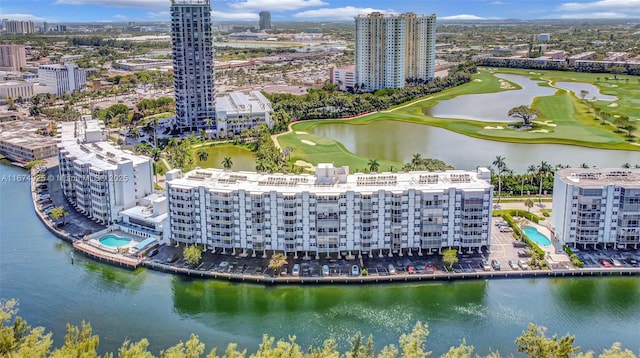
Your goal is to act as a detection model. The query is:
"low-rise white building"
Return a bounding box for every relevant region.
[0,80,34,99]
[166,164,493,258]
[0,120,58,162]
[38,63,87,96]
[330,65,355,92]
[215,91,273,135]
[552,168,640,249]
[118,193,170,243]
[58,119,153,225]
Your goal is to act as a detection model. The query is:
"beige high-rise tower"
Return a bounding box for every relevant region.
[0,45,27,72]
[355,12,436,92]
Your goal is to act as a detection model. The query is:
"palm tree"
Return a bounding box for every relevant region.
[367,159,380,173]
[411,153,422,166]
[268,253,288,276]
[524,198,534,212]
[197,150,208,163]
[537,161,553,205]
[492,156,507,204]
[205,118,214,140]
[221,157,233,170]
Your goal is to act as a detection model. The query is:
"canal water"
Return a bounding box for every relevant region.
[1,162,639,356]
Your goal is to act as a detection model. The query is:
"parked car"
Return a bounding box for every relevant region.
[509,260,519,270]
[499,226,514,233]
[625,257,638,267]
[322,264,330,276]
[611,259,623,267]
[481,259,491,271]
[518,259,529,270]
[407,264,416,274]
[281,266,288,276]
[491,260,501,270]
[599,259,612,268]
[147,249,159,257]
[388,264,396,275]
[495,220,506,226]
[424,264,437,274]
[292,264,300,276]
[351,265,359,276]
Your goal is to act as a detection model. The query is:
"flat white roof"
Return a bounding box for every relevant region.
[216,90,272,115]
[168,167,491,194]
[58,120,150,171]
[558,168,640,188]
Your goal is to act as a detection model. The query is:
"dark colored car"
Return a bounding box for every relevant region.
[491,259,501,270]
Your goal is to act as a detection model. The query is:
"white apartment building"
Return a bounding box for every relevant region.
[166,164,493,258]
[215,91,273,135]
[0,81,34,99]
[355,12,436,92]
[330,65,356,92]
[38,63,87,96]
[171,0,216,132]
[0,45,27,72]
[58,119,153,225]
[552,168,640,249]
[118,193,170,243]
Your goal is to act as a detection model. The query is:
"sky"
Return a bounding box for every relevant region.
[2,0,640,23]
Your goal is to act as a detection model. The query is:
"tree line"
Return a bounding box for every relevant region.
[264,63,477,121]
[1,299,637,358]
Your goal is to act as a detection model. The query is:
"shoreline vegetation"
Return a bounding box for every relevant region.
[2,299,637,358]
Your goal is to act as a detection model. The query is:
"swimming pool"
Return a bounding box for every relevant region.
[99,234,132,247]
[522,226,552,246]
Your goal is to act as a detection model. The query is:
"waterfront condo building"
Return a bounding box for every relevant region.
[38,63,87,96]
[552,168,640,249]
[171,0,216,133]
[355,12,436,92]
[0,45,27,72]
[166,164,493,258]
[259,11,271,30]
[58,119,153,225]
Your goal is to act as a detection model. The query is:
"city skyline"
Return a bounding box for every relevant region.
[2,0,640,24]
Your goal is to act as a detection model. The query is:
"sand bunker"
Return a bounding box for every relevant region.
[295,131,308,134]
[483,126,504,130]
[499,80,515,89]
[534,120,557,127]
[607,103,619,107]
[294,160,313,167]
[474,79,483,82]
[301,139,316,146]
[530,129,550,133]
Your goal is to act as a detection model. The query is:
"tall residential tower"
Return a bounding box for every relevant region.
[355,12,436,92]
[171,0,216,132]
[259,11,271,30]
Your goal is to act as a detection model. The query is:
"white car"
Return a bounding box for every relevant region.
[351,265,359,276]
[518,259,529,270]
[322,265,330,276]
[292,264,300,276]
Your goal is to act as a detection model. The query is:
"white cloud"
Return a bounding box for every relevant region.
[113,14,129,20]
[230,0,327,11]
[147,11,170,19]
[294,6,396,20]
[54,0,166,9]
[1,13,49,22]
[440,14,486,20]
[560,11,633,18]
[558,0,640,13]
[490,1,504,5]
[212,11,259,21]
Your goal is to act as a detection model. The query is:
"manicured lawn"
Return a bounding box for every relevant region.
[277,68,639,168]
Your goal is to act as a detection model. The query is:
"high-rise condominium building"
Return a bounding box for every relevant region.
[38,63,87,96]
[552,168,640,250]
[355,12,436,92]
[259,11,271,30]
[171,0,216,133]
[0,45,27,72]
[5,20,35,34]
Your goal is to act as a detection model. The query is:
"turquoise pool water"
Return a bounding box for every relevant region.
[522,226,552,246]
[99,234,132,247]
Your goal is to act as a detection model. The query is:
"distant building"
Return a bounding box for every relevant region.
[215,91,273,135]
[5,20,35,34]
[330,65,356,92]
[165,165,493,256]
[171,0,216,132]
[259,11,271,30]
[0,45,27,72]
[568,51,596,65]
[228,31,269,41]
[113,58,172,71]
[552,168,640,250]
[536,33,551,42]
[57,119,154,225]
[0,120,58,162]
[542,50,566,60]
[604,52,628,62]
[38,63,87,96]
[0,80,34,99]
[355,12,436,92]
